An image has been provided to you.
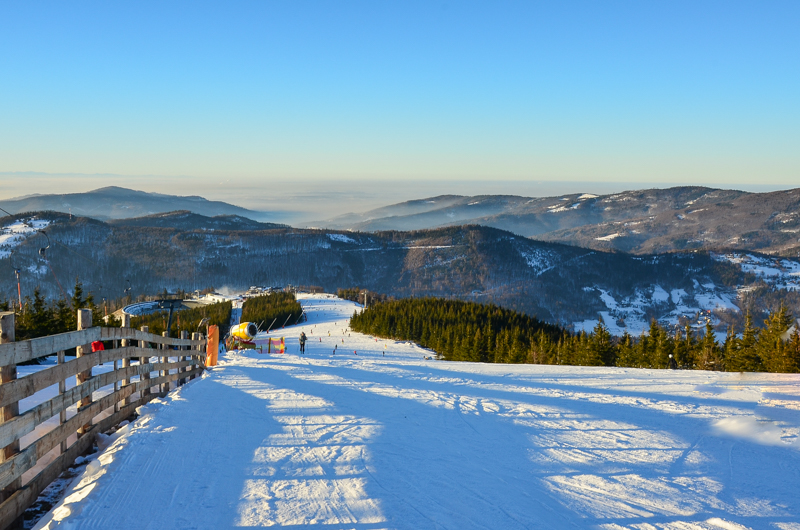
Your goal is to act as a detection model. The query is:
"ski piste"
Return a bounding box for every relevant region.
[31,293,800,530]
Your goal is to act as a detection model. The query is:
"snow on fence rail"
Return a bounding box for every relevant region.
[0,310,208,529]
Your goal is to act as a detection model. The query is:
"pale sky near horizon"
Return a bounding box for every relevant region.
[1,1,798,202]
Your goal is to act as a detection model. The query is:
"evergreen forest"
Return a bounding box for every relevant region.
[240,292,303,331]
[1,280,112,342]
[349,297,800,372]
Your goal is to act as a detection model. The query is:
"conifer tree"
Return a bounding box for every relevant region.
[785,328,800,373]
[588,317,614,366]
[699,321,721,371]
[758,305,794,372]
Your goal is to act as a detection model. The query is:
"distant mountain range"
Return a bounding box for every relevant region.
[107,211,286,231]
[5,186,799,258]
[2,210,799,335]
[316,187,800,256]
[0,186,271,221]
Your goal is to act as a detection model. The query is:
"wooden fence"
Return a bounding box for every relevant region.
[0,309,207,529]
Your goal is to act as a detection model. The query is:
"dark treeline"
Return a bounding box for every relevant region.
[1,280,111,342]
[350,297,800,372]
[241,292,302,331]
[131,301,232,338]
[337,287,393,306]
[350,297,564,363]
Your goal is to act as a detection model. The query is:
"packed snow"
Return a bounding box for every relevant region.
[33,294,800,529]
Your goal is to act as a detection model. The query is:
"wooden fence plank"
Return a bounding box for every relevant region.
[100,328,203,347]
[0,356,202,451]
[0,328,202,368]
[0,345,205,410]
[0,328,101,367]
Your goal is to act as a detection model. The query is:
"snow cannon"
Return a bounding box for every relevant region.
[226,322,259,351]
[230,322,258,341]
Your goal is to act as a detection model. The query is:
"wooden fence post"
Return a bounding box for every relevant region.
[58,347,67,454]
[140,325,150,400]
[0,312,21,504]
[180,330,188,385]
[120,314,131,407]
[191,332,201,380]
[76,308,93,436]
[161,331,169,394]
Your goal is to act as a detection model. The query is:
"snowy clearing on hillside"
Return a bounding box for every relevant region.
[518,248,556,276]
[576,280,742,336]
[718,253,800,291]
[327,233,356,244]
[0,218,51,259]
[33,294,800,530]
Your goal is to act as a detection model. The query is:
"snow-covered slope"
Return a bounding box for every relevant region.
[0,217,50,259]
[33,295,800,529]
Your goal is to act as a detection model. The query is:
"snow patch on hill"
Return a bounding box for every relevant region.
[0,218,51,259]
[327,233,356,244]
[718,253,800,291]
[518,248,555,276]
[576,281,739,335]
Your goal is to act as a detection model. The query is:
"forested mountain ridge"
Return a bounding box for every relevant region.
[2,211,799,335]
[316,186,800,256]
[107,210,287,231]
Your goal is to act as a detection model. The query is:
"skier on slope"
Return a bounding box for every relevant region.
[299,332,307,354]
[668,354,678,369]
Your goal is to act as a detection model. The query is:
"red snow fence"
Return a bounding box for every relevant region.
[0,310,210,529]
[263,337,285,354]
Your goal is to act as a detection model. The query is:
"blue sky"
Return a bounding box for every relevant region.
[1,0,798,201]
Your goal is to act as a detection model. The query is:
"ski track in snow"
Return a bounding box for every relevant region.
[33,294,800,530]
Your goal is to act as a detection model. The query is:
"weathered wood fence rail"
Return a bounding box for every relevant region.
[0,310,208,529]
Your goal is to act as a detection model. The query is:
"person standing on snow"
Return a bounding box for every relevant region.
[668,354,678,369]
[299,332,307,354]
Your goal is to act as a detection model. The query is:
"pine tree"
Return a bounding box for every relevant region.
[588,317,614,366]
[615,332,636,367]
[682,325,697,369]
[699,321,721,371]
[30,288,51,338]
[786,329,800,373]
[758,305,794,373]
[728,312,762,372]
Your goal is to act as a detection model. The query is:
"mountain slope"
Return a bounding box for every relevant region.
[3,211,799,335]
[317,187,800,255]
